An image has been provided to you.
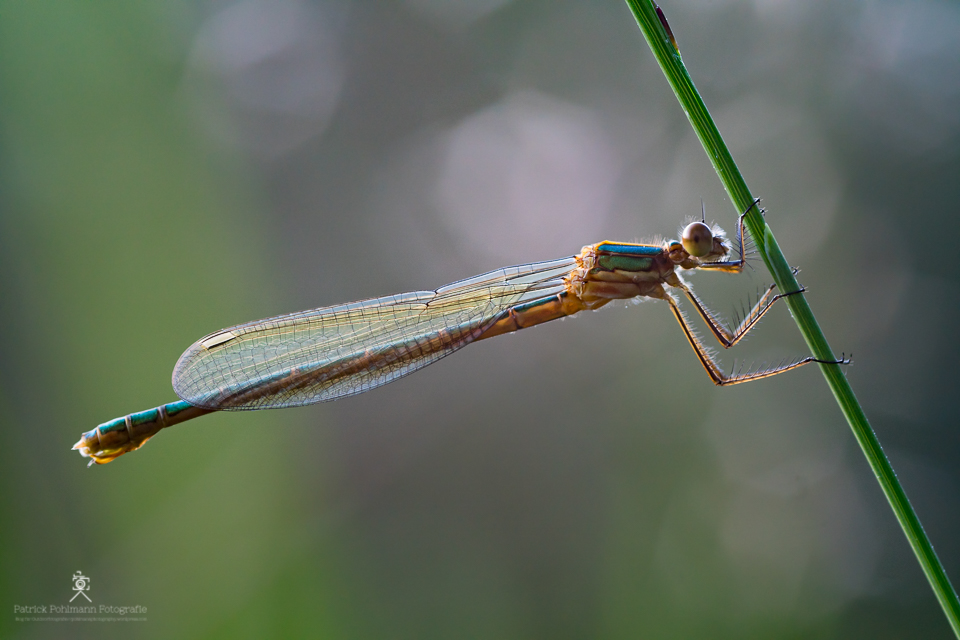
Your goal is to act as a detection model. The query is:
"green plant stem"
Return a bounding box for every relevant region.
[623,1,960,635]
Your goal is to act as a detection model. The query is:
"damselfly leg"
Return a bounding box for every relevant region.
[662,199,848,385]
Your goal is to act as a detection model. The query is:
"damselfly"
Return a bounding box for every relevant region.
[74,201,845,465]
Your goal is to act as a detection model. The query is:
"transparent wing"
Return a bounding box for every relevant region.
[172,257,576,410]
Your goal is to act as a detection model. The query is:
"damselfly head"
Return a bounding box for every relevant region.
[678,221,730,263]
[681,221,715,257]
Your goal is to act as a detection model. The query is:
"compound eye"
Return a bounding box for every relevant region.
[681,221,714,257]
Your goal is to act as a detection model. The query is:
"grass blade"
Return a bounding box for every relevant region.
[623,0,960,634]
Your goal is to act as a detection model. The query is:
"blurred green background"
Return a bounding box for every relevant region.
[2,1,959,638]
